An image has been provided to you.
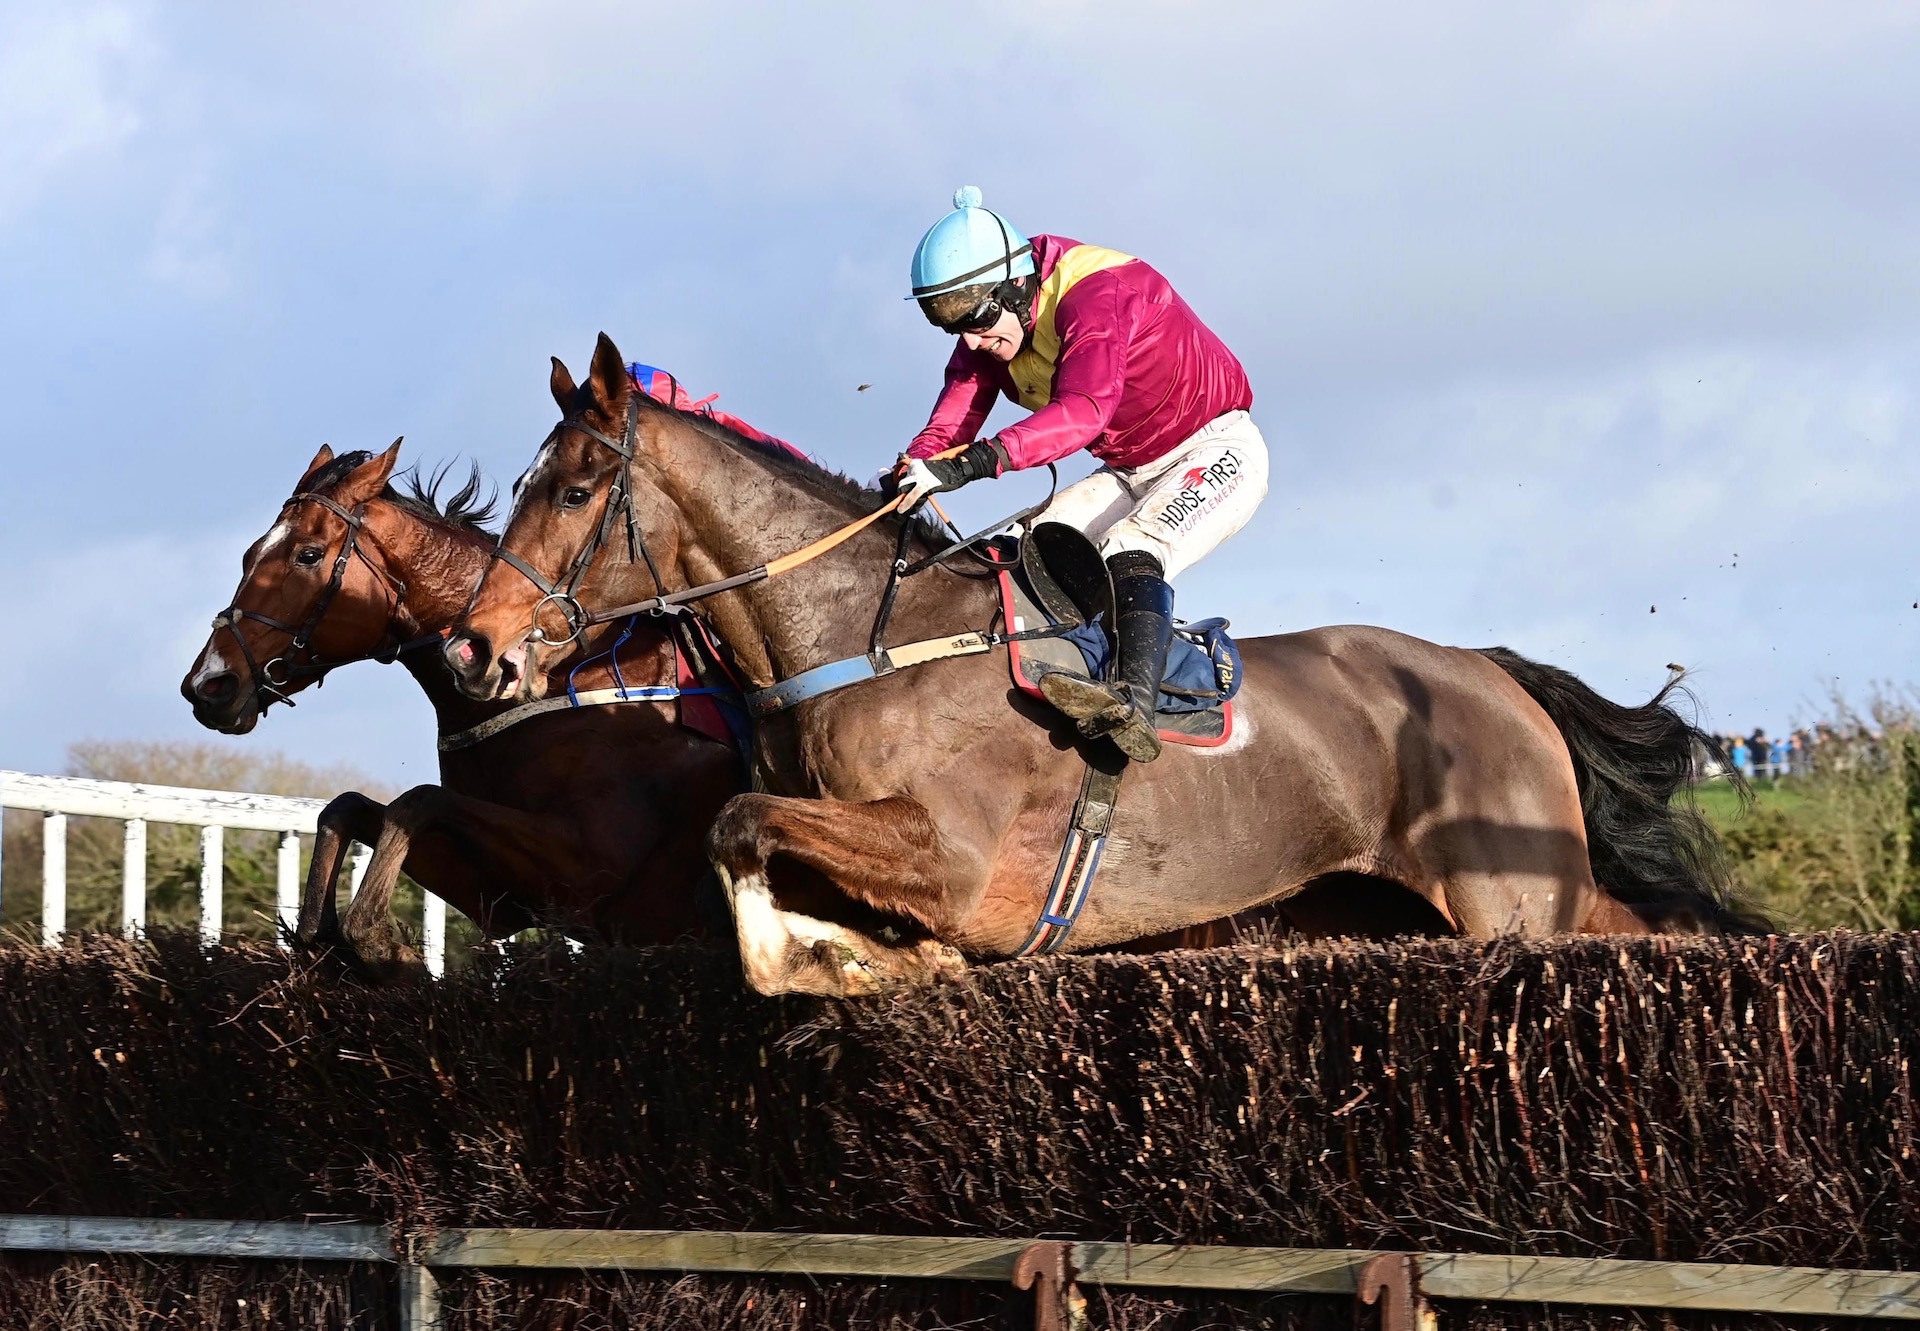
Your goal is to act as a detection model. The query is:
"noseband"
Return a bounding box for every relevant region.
[211,491,418,714]
[481,394,668,646]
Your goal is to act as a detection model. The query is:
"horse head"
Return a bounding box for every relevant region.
[182,440,414,733]
[447,332,694,702]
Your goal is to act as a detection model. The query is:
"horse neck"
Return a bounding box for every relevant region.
[372,504,513,728]
[374,502,493,635]
[644,416,990,686]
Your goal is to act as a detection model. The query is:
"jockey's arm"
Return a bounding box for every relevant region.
[906,346,999,460]
[991,279,1132,471]
[990,320,1121,466]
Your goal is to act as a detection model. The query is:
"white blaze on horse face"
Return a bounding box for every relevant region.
[511,441,557,512]
[244,521,293,577]
[190,648,233,692]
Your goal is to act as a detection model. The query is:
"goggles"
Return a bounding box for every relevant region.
[937,292,1006,336]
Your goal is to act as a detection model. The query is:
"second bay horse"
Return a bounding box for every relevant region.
[182,441,742,979]
[181,438,1397,980]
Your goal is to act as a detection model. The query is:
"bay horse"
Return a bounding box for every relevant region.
[180,441,742,980]
[443,335,1759,998]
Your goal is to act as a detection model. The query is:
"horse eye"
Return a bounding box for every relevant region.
[295,546,324,566]
[560,487,592,509]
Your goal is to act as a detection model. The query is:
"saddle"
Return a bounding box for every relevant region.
[1001,523,1241,748]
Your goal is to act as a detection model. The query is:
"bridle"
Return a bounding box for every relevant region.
[477,393,1053,661]
[479,393,667,648]
[210,492,430,714]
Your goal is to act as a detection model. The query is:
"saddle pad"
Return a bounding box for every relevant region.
[673,619,750,752]
[997,571,1234,748]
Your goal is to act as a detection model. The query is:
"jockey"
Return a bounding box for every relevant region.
[889,186,1269,763]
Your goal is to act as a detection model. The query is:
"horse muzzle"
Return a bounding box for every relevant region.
[443,632,536,702]
[180,671,261,735]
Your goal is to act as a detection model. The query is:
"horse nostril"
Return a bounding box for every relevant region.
[199,673,239,703]
[445,633,489,679]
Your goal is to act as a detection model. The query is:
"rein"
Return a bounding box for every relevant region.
[579,474,925,628]
[492,399,1047,660]
[213,492,440,714]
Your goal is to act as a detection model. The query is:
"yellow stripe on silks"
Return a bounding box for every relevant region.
[1006,244,1137,411]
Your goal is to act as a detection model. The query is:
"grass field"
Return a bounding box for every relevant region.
[1690,777,1807,828]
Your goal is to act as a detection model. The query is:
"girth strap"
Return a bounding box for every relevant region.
[1017,763,1124,956]
[438,684,712,752]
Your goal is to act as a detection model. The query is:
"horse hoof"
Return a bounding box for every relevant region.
[926,942,969,981]
[808,939,880,995]
[370,958,432,987]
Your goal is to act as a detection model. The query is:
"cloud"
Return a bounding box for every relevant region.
[6,2,1920,782]
[0,5,155,223]
[0,529,233,769]
[0,524,438,780]
[191,4,957,202]
[144,163,237,299]
[1244,338,1920,725]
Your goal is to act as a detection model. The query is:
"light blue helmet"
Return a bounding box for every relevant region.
[908,185,1035,301]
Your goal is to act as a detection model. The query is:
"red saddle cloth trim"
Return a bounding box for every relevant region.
[996,571,1232,749]
[630,365,810,465]
[674,635,738,749]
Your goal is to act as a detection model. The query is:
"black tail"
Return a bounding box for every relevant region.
[1478,647,1771,934]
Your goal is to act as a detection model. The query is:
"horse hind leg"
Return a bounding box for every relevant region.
[714,863,966,997]
[708,793,969,998]
[337,785,573,978]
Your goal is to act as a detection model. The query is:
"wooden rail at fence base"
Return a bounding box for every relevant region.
[0,1215,387,1263]
[5,1216,1920,1328]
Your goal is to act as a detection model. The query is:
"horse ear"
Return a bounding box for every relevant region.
[587,332,629,418]
[550,356,578,411]
[295,443,336,491]
[336,439,403,505]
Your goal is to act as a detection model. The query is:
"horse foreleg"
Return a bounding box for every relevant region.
[706,793,969,998]
[336,785,578,981]
[295,791,386,952]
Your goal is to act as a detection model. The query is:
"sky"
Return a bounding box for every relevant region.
[2,2,1918,786]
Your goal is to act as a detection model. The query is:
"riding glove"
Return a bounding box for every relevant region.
[887,439,1005,505]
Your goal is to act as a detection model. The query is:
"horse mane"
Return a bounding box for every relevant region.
[394,460,500,535]
[628,394,952,552]
[298,450,499,537]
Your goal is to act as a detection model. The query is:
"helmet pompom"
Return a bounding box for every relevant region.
[908,186,1033,301]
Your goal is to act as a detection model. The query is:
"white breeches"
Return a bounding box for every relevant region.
[1030,411,1269,579]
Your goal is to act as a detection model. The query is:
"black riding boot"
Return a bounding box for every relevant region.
[1038,550,1174,763]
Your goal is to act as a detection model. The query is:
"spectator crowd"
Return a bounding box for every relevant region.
[1708,727,1828,781]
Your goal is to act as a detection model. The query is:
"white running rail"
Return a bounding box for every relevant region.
[0,770,444,976]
